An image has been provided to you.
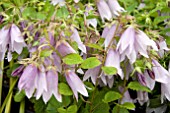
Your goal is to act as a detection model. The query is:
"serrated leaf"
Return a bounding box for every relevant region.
[14,90,25,102]
[56,6,69,19]
[81,57,101,69]
[62,53,83,65]
[40,49,53,57]
[153,16,170,25]
[58,83,73,96]
[58,108,67,113]
[86,43,103,51]
[34,98,46,113]
[121,102,135,110]
[127,81,151,92]
[102,66,117,75]
[67,105,77,113]
[112,105,129,113]
[103,91,122,103]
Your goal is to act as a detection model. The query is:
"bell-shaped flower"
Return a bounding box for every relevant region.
[12,65,25,77]
[107,0,126,16]
[97,0,112,22]
[105,49,124,79]
[137,73,146,86]
[117,26,158,63]
[18,64,38,98]
[85,5,97,28]
[102,23,117,49]
[65,70,88,101]
[0,26,10,61]
[56,40,76,57]
[144,70,155,90]
[0,24,26,61]
[119,87,134,104]
[161,61,170,103]
[152,59,170,84]
[70,28,86,53]
[157,39,170,58]
[43,70,62,103]
[34,65,47,100]
[83,65,101,85]
[137,91,149,106]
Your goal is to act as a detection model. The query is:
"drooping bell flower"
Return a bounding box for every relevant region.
[161,61,170,103]
[97,0,112,22]
[83,65,101,85]
[137,73,146,86]
[70,28,86,53]
[107,0,126,16]
[56,40,76,57]
[137,91,149,106]
[0,24,26,61]
[102,23,117,49]
[144,70,155,90]
[152,59,170,84]
[104,49,124,79]
[34,65,47,100]
[85,5,97,28]
[157,39,170,58]
[117,26,158,63]
[119,87,134,105]
[11,65,25,77]
[18,64,38,98]
[65,70,88,101]
[43,70,62,103]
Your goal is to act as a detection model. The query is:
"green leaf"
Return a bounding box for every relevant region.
[56,6,69,19]
[112,105,129,113]
[81,57,101,69]
[103,91,122,103]
[67,105,77,113]
[14,90,25,102]
[92,89,110,113]
[102,66,117,75]
[86,43,103,51]
[121,102,135,110]
[36,12,46,20]
[58,83,73,96]
[40,49,53,57]
[62,53,83,65]
[22,7,37,19]
[58,108,67,113]
[34,98,46,113]
[153,16,170,25]
[127,81,151,92]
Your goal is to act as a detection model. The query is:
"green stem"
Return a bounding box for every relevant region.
[0,61,4,107]
[19,99,25,113]
[0,78,18,113]
[4,61,14,113]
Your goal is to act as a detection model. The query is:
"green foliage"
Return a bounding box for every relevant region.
[121,102,135,110]
[91,89,110,113]
[112,105,129,113]
[58,83,73,96]
[102,66,117,75]
[14,90,25,102]
[127,81,151,92]
[62,53,83,65]
[103,91,122,103]
[81,57,101,69]
[40,49,53,57]
[34,98,46,113]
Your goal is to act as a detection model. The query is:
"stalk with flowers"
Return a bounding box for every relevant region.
[0,0,170,113]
